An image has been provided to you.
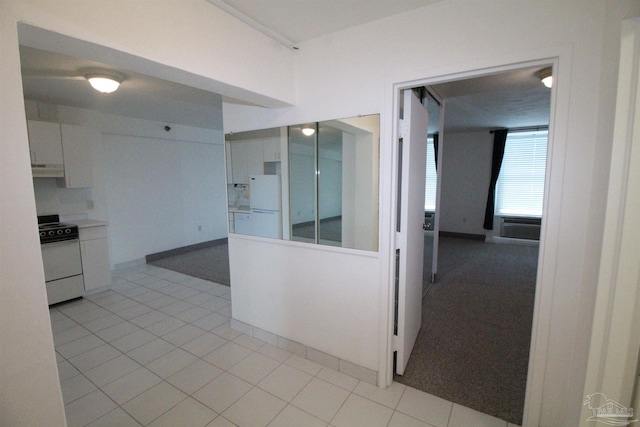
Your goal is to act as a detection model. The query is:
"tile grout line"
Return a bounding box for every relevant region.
[55,266,506,427]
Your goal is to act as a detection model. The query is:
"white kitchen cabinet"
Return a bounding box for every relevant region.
[27,120,95,187]
[230,140,264,184]
[233,212,252,234]
[79,224,111,294]
[247,140,264,178]
[225,140,233,184]
[231,141,248,184]
[263,137,281,162]
[60,124,94,188]
[27,120,64,177]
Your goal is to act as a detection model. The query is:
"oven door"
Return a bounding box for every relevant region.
[41,239,82,281]
[41,239,84,304]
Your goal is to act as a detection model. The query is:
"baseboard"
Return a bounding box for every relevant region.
[146,238,228,263]
[485,235,540,246]
[114,258,145,270]
[292,216,342,229]
[439,231,486,241]
[230,318,378,386]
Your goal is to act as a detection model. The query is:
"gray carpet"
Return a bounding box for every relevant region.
[292,216,342,242]
[395,235,538,425]
[149,243,230,286]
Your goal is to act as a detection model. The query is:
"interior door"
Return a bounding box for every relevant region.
[432,94,445,284]
[395,89,428,375]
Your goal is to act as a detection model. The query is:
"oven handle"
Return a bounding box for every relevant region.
[41,237,80,245]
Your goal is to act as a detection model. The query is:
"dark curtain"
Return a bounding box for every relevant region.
[483,129,508,230]
[433,133,439,171]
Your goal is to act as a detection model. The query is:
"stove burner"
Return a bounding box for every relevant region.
[37,215,79,243]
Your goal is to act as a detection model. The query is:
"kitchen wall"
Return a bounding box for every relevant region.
[438,131,493,236]
[26,100,228,268]
[2,1,294,425]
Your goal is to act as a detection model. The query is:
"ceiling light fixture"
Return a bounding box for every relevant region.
[86,73,123,94]
[538,67,553,88]
[301,126,315,136]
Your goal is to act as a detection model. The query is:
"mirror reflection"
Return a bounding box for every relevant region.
[226,114,379,252]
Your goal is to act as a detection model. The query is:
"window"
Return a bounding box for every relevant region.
[495,130,548,217]
[424,137,437,211]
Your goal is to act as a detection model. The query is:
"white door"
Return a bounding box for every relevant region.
[395,89,428,375]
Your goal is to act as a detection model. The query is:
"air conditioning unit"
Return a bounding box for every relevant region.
[500,216,541,240]
[424,212,434,231]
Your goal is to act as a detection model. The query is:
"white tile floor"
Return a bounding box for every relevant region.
[51,264,520,427]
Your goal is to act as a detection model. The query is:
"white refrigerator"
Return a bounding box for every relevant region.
[248,175,282,239]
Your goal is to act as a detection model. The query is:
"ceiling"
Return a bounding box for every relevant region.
[18,0,550,133]
[429,66,551,133]
[207,0,441,46]
[19,46,224,130]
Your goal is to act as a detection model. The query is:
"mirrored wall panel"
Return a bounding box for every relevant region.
[226,114,379,252]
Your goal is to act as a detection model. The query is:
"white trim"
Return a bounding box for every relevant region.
[581,17,640,425]
[378,47,572,427]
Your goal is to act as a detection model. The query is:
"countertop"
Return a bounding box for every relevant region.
[70,219,109,228]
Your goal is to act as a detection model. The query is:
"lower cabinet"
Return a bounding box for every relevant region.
[79,225,111,293]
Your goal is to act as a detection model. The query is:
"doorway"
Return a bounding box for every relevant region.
[392,63,553,425]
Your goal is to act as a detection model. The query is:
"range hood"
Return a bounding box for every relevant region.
[31,163,64,178]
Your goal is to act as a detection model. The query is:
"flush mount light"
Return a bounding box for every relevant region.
[86,73,123,94]
[538,67,553,88]
[301,126,315,136]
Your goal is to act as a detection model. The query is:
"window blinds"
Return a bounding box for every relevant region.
[495,131,548,217]
[424,137,437,211]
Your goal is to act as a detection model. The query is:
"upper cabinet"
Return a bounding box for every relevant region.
[27,120,95,188]
[263,137,281,162]
[226,131,285,184]
[27,120,64,177]
[229,139,265,184]
[60,124,94,188]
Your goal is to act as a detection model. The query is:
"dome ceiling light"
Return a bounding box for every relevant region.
[85,72,123,94]
[301,125,315,136]
[538,67,553,88]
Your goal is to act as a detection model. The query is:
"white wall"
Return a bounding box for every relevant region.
[102,133,226,265]
[230,236,381,371]
[0,2,66,425]
[318,149,342,220]
[1,1,296,424]
[26,102,228,267]
[438,131,493,236]
[289,143,316,224]
[224,2,638,426]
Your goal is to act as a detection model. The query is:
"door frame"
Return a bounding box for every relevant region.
[580,17,640,423]
[379,51,568,427]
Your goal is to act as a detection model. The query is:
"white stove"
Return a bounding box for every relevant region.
[38,215,84,305]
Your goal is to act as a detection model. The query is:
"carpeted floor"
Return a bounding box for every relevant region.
[148,243,230,286]
[292,216,342,242]
[395,235,538,425]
